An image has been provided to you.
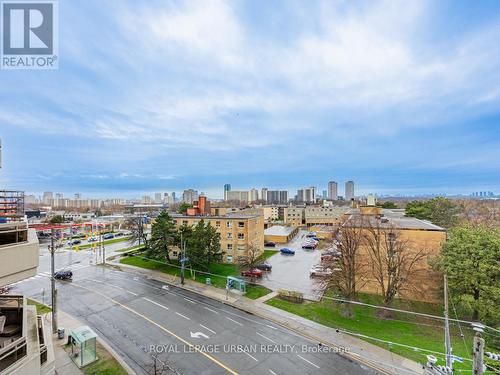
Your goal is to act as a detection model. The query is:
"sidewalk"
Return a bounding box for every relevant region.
[110,259,424,375]
[45,310,135,375]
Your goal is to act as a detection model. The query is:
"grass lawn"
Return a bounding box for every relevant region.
[83,341,128,375]
[258,249,279,262]
[120,255,273,299]
[266,293,483,372]
[78,236,131,250]
[114,245,144,253]
[27,298,51,314]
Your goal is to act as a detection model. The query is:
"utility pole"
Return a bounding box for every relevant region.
[444,275,452,369]
[50,228,57,334]
[102,225,106,265]
[180,234,186,285]
[472,331,485,375]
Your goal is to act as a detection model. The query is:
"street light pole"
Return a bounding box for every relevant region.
[50,228,57,334]
[444,275,452,369]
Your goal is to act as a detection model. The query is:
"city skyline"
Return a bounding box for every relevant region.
[1,1,500,196]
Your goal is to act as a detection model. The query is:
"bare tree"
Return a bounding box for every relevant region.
[146,354,181,375]
[126,216,148,247]
[317,218,366,318]
[363,223,430,317]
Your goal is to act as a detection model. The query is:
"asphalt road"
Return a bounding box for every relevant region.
[260,230,323,300]
[11,263,379,375]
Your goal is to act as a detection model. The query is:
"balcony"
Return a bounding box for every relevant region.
[0,222,39,287]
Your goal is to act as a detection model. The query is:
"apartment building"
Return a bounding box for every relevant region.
[304,206,348,226]
[172,214,264,264]
[284,206,304,226]
[342,206,446,302]
[225,191,249,203]
[296,187,316,204]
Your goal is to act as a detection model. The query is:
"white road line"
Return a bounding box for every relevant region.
[126,290,138,296]
[203,306,219,314]
[266,325,278,330]
[90,279,103,283]
[142,298,169,310]
[183,297,197,304]
[243,351,258,362]
[225,317,244,326]
[175,312,191,320]
[296,355,320,369]
[269,370,278,375]
[256,332,276,344]
[199,324,216,334]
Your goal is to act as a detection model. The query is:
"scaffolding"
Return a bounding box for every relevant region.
[0,191,24,222]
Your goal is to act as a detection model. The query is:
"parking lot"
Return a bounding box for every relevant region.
[260,229,325,300]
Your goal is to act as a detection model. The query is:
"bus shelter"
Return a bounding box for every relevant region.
[69,326,98,368]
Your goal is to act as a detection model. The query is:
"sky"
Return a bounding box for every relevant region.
[1,0,500,199]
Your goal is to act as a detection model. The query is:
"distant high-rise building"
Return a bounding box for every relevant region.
[250,188,259,202]
[345,181,355,201]
[42,192,53,205]
[172,192,176,202]
[297,187,316,204]
[225,191,249,203]
[261,188,268,203]
[322,190,327,198]
[328,181,338,200]
[279,190,288,204]
[265,190,288,204]
[74,193,82,200]
[182,189,198,204]
[154,192,162,203]
[224,184,231,200]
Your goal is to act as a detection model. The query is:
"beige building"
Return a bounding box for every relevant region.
[284,206,304,226]
[343,206,446,302]
[0,222,55,375]
[264,225,298,244]
[304,206,348,226]
[172,214,264,264]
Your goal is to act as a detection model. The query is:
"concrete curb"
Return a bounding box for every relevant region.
[110,261,423,375]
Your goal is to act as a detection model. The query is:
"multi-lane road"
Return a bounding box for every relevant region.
[10,247,380,375]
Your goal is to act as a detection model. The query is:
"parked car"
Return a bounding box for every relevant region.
[321,254,335,262]
[256,262,272,271]
[241,268,263,278]
[67,239,81,246]
[280,248,295,255]
[305,232,317,238]
[54,270,73,280]
[302,244,316,250]
[87,237,98,242]
[114,232,124,237]
[103,233,114,240]
[309,266,332,277]
[264,242,276,247]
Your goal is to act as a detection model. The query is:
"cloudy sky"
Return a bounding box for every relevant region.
[1,0,499,198]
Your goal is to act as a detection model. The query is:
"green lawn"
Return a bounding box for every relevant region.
[120,255,273,299]
[266,294,500,370]
[258,249,279,262]
[114,244,144,253]
[78,236,131,249]
[265,294,492,372]
[83,341,128,375]
[27,298,52,314]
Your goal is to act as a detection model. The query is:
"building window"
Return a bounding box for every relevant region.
[172,251,178,257]
[227,233,232,239]
[237,245,246,251]
[238,233,244,240]
[238,222,245,228]
[227,221,232,228]
[215,221,221,228]
[182,220,188,225]
[227,244,233,251]
[226,255,233,263]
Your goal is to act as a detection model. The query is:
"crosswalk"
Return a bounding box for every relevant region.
[9,263,90,286]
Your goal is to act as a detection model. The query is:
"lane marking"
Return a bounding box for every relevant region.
[68,283,239,375]
[269,370,278,375]
[126,290,138,296]
[199,324,216,334]
[296,355,320,369]
[203,306,219,314]
[266,325,278,330]
[256,332,276,344]
[142,298,169,310]
[175,312,191,320]
[184,297,197,304]
[243,351,258,362]
[225,317,244,326]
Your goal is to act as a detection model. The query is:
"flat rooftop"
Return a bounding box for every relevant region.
[172,213,260,220]
[264,225,295,236]
[345,208,445,231]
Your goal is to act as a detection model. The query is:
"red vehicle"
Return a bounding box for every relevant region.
[241,268,263,278]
